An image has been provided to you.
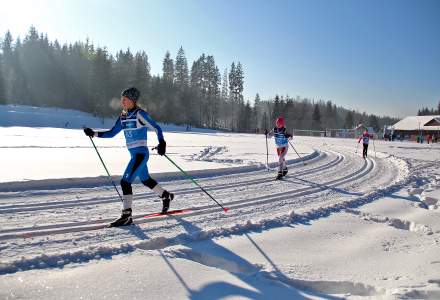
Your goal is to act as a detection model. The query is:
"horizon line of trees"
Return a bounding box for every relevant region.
[417,101,440,116]
[0,26,399,133]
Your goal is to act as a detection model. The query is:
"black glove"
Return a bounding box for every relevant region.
[157,139,166,156]
[264,129,268,135]
[285,133,292,139]
[84,127,95,137]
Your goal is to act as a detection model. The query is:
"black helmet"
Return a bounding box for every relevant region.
[121,87,140,102]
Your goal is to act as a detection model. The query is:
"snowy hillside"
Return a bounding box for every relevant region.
[0,104,218,132]
[1,106,440,299]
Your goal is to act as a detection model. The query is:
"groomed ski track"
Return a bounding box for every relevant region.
[0,145,406,274]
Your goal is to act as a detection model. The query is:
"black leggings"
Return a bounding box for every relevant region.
[362,144,368,157]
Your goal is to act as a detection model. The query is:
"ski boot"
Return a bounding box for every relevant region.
[282,167,288,176]
[108,208,133,227]
[276,171,283,180]
[161,191,174,214]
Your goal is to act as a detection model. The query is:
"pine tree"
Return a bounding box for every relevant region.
[253,93,262,132]
[205,55,220,127]
[220,68,229,129]
[162,51,174,84]
[261,111,269,131]
[312,104,321,130]
[323,101,334,129]
[174,46,189,90]
[229,62,244,131]
[368,115,379,132]
[90,47,112,116]
[284,97,295,130]
[0,54,5,104]
[238,101,252,132]
[344,111,354,128]
[11,37,29,104]
[0,53,6,104]
[114,48,135,95]
[244,101,252,132]
[133,51,150,100]
[272,95,282,121]
[190,54,206,126]
[1,31,13,100]
[228,62,236,130]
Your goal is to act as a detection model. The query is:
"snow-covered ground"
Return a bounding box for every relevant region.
[1,105,440,299]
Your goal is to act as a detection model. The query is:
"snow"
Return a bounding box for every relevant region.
[1,105,440,299]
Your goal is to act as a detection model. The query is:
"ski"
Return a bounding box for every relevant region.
[107,222,133,228]
[143,209,193,219]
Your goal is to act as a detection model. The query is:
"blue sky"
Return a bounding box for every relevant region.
[1,0,439,118]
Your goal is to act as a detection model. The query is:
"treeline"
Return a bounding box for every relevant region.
[256,95,398,132]
[0,26,397,132]
[0,26,245,129]
[418,101,440,116]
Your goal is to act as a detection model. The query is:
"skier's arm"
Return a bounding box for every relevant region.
[138,111,166,155]
[137,110,164,141]
[97,118,122,138]
[266,128,275,138]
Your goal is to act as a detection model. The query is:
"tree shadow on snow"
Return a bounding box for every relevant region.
[157,217,339,300]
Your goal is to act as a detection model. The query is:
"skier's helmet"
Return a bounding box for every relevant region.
[275,117,285,128]
[121,87,140,102]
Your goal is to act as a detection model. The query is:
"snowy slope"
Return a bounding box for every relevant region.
[0,104,218,132]
[1,107,440,299]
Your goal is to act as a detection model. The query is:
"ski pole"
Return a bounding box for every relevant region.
[157,150,228,212]
[265,129,269,171]
[355,142,360,154]
[88,136,123,202]
[288,140,306,166]
[372,138,377,158]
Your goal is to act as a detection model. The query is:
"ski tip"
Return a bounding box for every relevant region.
[223,207,229,213]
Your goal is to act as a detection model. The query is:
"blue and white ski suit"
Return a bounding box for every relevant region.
[98,108,163,186]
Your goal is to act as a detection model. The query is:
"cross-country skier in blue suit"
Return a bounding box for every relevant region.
[84,87,174,227]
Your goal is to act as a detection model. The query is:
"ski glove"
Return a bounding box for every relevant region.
[157,139,166,156]
[84,127,95,137]
[285,133,293,139]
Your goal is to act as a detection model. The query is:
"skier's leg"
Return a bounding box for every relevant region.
[140,158,174,214]
[277,148,283,171]
[120,179,133,210]
[276,148,283,178]
[365,144,369,157]
[281,147,288,174]
[120,153,148,209]
[110,153,147,227]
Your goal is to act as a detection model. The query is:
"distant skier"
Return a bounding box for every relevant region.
[266,117,293,180]
[84,87,174,227]
[358,129,373,159]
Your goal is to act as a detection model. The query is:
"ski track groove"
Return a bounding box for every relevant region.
[0,151,376,240]
[0,151,340,212]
